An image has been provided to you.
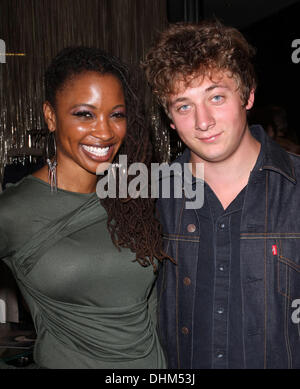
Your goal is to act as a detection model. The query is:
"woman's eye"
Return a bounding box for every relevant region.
[73,111,94,118]
[111,111,126,119]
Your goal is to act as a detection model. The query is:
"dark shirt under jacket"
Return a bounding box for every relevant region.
[193,140,264,369]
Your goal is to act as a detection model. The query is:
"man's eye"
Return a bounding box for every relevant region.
[177,104,190,112]
[212,95,223,103]
[73,111,94,118]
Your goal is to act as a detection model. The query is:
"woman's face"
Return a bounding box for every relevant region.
[44,71,127,180]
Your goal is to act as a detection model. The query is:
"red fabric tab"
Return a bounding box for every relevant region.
[272,245,278,256]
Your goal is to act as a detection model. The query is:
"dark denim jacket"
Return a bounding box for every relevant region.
[157,125,300,369]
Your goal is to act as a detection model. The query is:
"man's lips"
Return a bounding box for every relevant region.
[197,132,222,143]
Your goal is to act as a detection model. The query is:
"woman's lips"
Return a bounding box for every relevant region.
[81,144,115,161]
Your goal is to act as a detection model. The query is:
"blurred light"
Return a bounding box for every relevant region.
[5,53,26,56]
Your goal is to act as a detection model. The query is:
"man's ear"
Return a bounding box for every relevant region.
[168,112,176,130]
[245,89,255,110]
[43,101,57,132]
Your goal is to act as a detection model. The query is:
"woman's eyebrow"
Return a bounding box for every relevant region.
[71,103,97,109]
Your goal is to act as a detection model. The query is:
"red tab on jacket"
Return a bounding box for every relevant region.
[272,245,278,256]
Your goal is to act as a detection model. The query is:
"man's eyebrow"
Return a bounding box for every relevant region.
[205,84,229,92]
[169,84,230,105]
[169,97,188,106]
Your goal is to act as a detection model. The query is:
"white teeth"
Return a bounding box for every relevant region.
[82,145,110,156]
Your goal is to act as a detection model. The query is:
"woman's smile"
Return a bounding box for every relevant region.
[80,143,114,161]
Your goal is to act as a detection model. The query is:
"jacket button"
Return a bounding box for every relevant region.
[181,326,189,335]
[183,277,191,286]
[187,224,196,233]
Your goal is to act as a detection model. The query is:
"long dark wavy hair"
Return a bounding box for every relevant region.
[44,46,169,271]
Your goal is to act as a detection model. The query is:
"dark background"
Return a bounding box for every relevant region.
[243,1,300,137]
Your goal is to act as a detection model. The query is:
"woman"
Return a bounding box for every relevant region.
[0,47,167,368]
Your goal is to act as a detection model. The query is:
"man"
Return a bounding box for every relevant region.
[143,20,300,369]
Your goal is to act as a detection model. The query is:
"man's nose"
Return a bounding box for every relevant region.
[195,104,215,131]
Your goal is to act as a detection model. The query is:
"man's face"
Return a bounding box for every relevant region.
[167,71,254,165]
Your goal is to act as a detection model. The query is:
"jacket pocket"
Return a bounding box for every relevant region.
[277,239,300,301]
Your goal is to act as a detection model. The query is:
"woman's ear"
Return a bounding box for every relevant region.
[43,101,56,132]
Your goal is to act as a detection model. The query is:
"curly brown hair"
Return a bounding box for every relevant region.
[142,20,257,110]
[45,46,169,271]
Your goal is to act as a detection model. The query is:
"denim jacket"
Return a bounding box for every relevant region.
[157,125,300,369]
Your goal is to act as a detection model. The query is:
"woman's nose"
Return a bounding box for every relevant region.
[92,118,114,140]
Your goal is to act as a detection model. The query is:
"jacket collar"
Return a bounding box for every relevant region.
[173,124,296,184]
[251,125,296,184]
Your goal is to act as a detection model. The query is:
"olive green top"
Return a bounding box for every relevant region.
[0,175,166,369]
